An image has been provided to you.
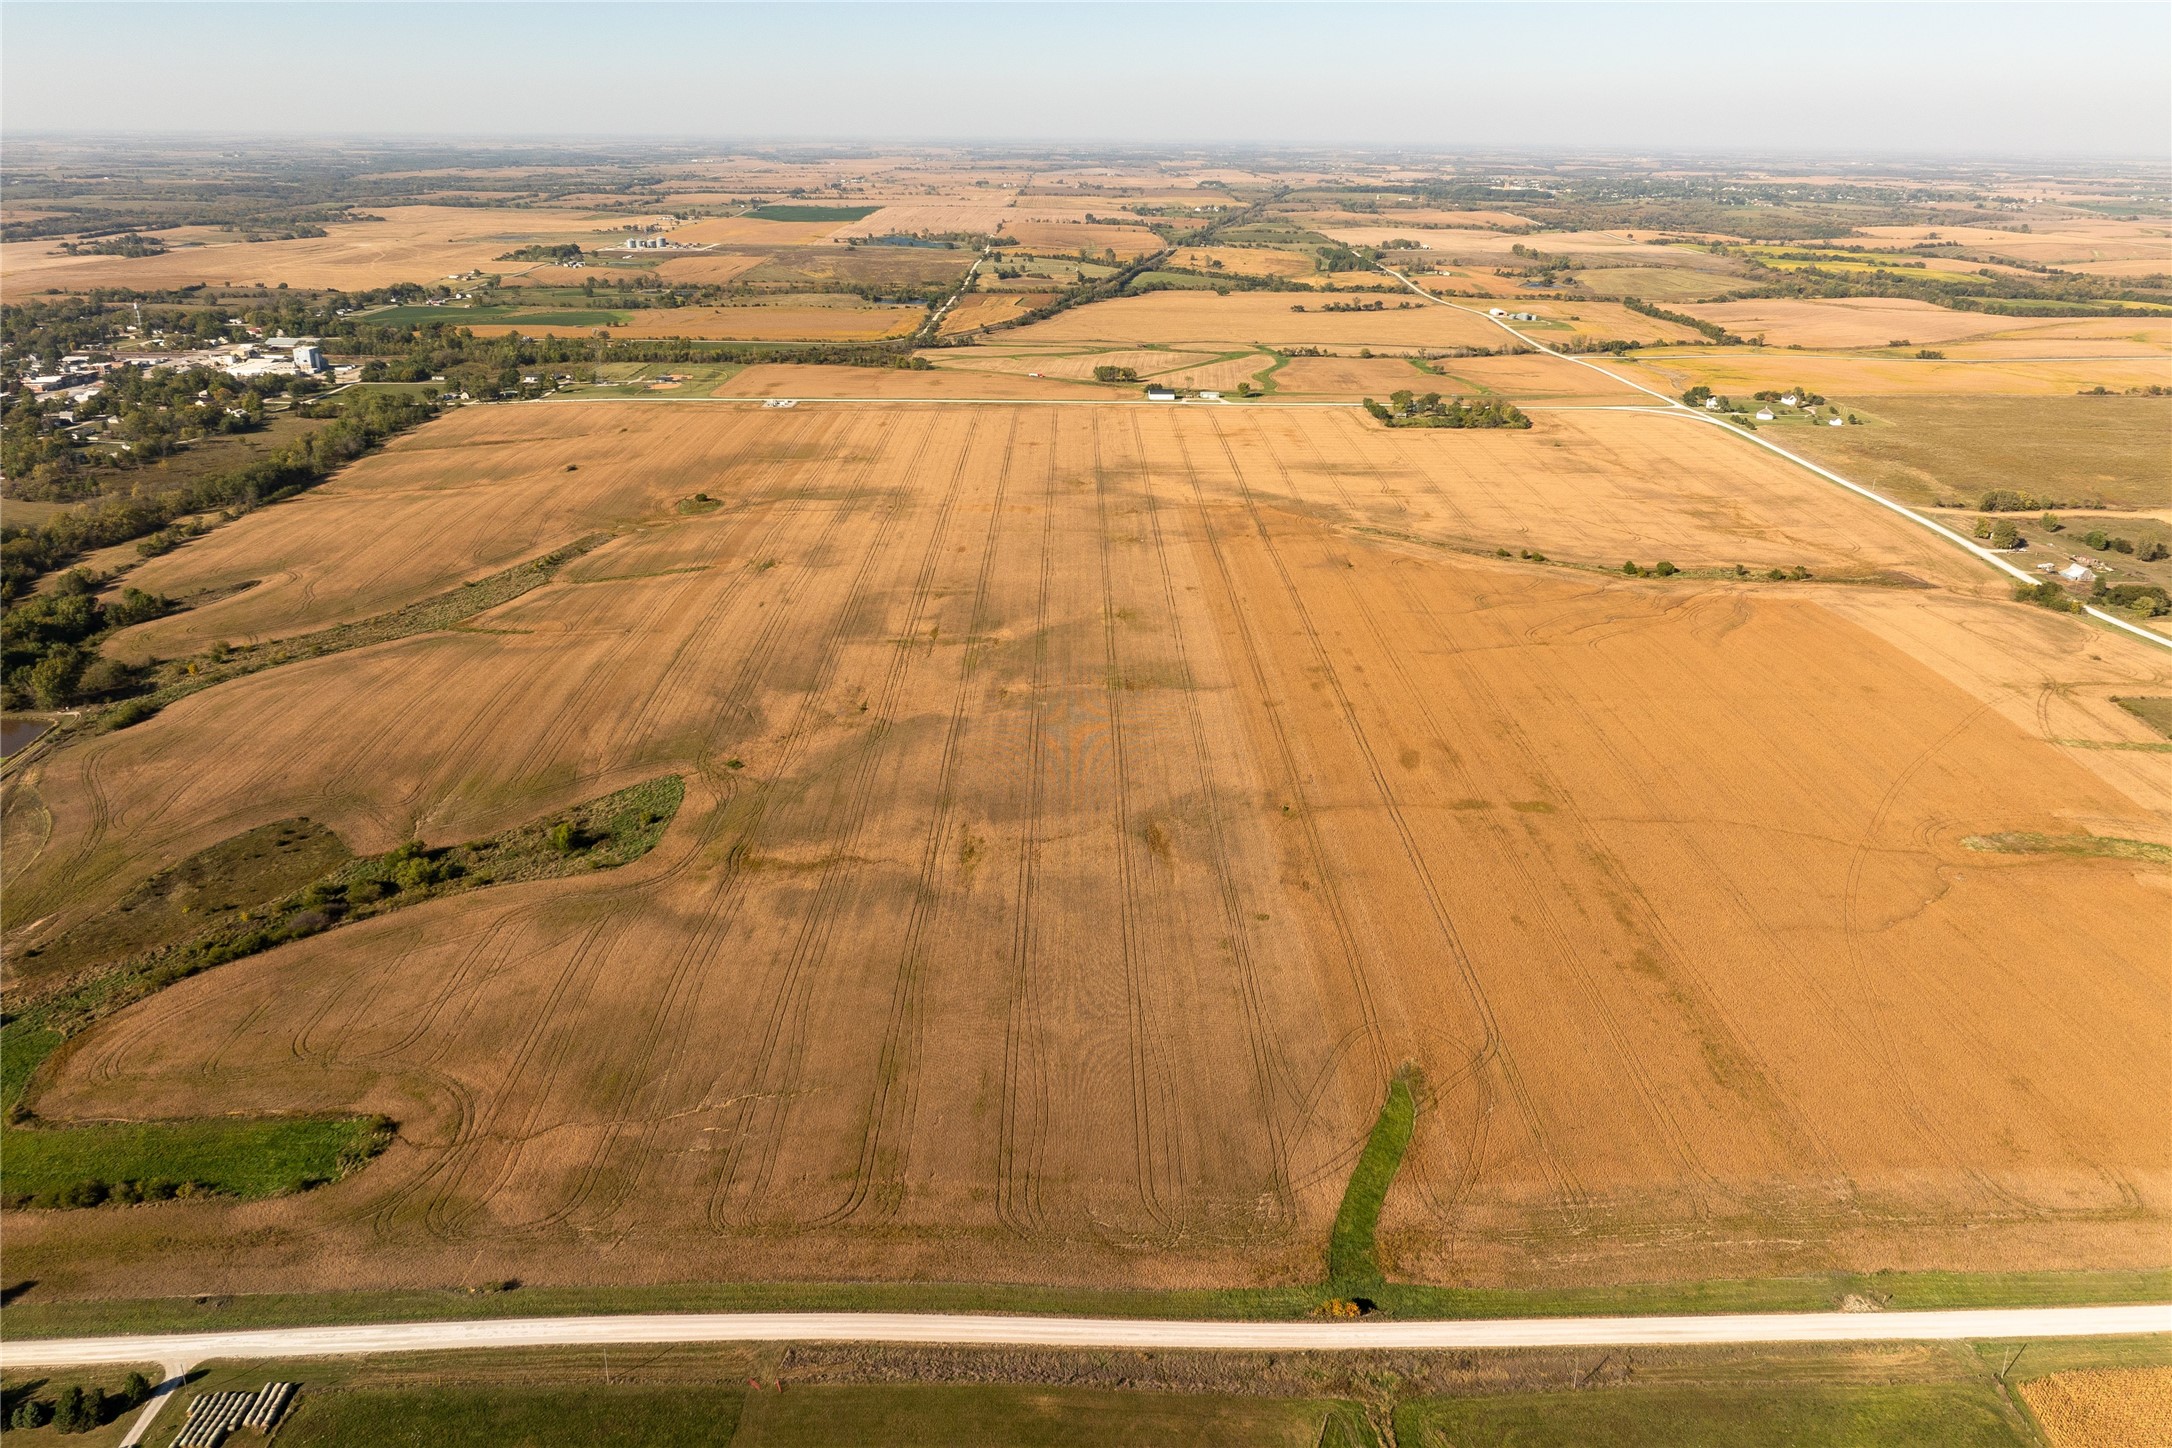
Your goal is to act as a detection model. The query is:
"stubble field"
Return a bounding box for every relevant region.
[0,206,659,292]
[999,291,1508,349]
[5,399,2168,1303]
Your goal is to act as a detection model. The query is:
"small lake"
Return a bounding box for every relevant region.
[1,716,54,755]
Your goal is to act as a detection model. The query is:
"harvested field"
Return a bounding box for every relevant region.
[8,399,2167,1304]
[834,202,1017,238]
[2020,1366,2172,1448]
[1302,208,1534,231]
[0,206,649,292]
[938,348,1227,382]
[668,217,844,245]
[653,253,773,286]
[1002,291,1506,349]
[744,246,975,287]
[1854,221,2172,268]
[994,219,1167,259]
[720,365,1125,400]
[1271,355,1446,395]
[1490,300,1708,345]
[1567,266,1757,302]
[1150,355,1278,391]
[468,302,923,342]
[939,292,1055,335]
[1426,351,1655,403]
[1168,246,1320,279]
[1619,349,2172,399]
[1674,298,2100,350]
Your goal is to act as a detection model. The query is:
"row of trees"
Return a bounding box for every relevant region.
[4,1372,152,1431]
[2,387,434,603]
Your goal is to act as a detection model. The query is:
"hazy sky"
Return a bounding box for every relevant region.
[4,1,2167,157]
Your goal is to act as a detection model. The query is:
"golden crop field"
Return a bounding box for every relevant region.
[470,302,924,342]
[937,347,1228,381]
[1619,349,2172,398]
[1672,297,2171,350]
[722,364,1132,400]
[1000,290,1507,349]
[653,253,775,285]
[1168,246,1321,279]
[9,399,2167,1302]
[1300,208,1536,231]
[2020,1367,2172,1448]
[937,291,1055,335]
[835,202,1017,237]
[0,205,655,292]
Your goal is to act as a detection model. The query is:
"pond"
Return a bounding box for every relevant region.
[1,715,54,755]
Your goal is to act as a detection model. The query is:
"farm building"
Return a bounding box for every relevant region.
[1145,385,1177,401]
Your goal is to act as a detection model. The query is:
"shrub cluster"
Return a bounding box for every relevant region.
[5,1372,151,1432]
[1364,391,1531,429]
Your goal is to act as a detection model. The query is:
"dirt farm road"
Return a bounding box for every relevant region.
[13,1303,2171,1443]
[12,1305,2168,1370]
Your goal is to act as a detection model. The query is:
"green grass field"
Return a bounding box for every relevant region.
[271,1385,747,1448]
[20,1335,2162,1448]
[9,1268,2165,1342]
[1395,1383,2029,1448]
[1571,266,1756,302]
[1,1366,162,1447]
[2,773,680,1211]
[89,1338,2172,1448]
[2,1116,390,1206]
[253,1384,1346,1448]
[2116,696,2172,737]
[746,204,881,223]
[1327,1071,1417,1290]
[1129,270,1229,290]
[1781,395,2172,509]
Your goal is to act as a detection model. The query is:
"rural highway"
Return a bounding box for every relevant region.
[1375,266,2172,656]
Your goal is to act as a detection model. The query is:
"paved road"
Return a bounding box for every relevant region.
[1375,267,2172,656]
[9,1304,2168,1372]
